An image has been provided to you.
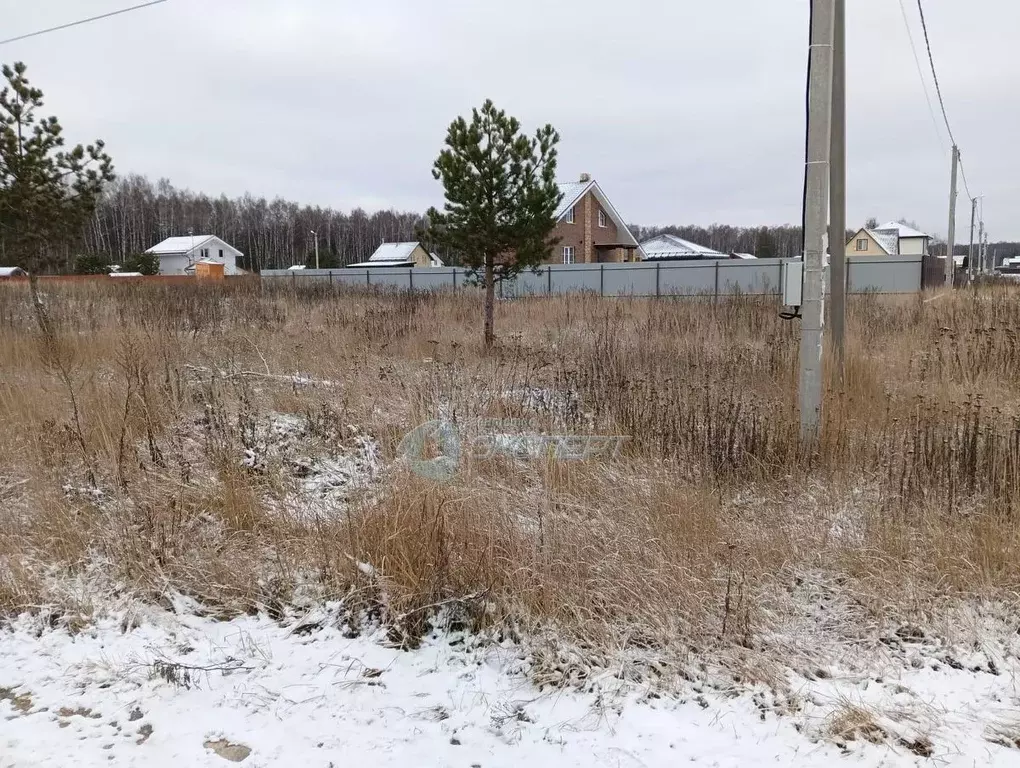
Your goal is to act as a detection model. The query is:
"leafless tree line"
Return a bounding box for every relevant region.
[77,175,424,272]
[66,175,1019,273]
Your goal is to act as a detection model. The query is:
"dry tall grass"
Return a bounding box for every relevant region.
[1,279,1019,666]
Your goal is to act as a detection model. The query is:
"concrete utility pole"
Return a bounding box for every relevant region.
[829,0,847,376]
[944,145,959,288]
[800,0,835,441]
[977,220,984,275]
[310,230,319,270]
[967,197,977,284]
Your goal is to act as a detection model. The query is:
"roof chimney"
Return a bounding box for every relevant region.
[579,172,591,183]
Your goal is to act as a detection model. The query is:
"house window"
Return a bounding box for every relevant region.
[562,246,575,264]
[855,239,868,252]
[565,206,575,224]
[219,249,224,259]
[598,210,607,228]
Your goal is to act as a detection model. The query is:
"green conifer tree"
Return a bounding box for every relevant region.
[426,100,561,349]
[0,62,114,274]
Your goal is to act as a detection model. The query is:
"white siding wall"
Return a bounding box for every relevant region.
[201,238,240,274]
[898,236,928,256]
[159,253,192,275]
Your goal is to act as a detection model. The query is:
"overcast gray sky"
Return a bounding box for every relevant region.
[4,0,1018,238]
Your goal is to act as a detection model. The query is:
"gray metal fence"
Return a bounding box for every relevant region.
[262,254,923,298]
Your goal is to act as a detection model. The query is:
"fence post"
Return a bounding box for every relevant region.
[329,270,333,287]
[547,266,552,294]
[845,259,851,296]
[452,269,457,290]
[600,263,605,296]
[366,270,371,287]
[714,260,720,303]
[409,269,414,291]
[655,262,661,298]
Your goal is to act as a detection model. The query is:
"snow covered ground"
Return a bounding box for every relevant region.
[2,604,1019,767]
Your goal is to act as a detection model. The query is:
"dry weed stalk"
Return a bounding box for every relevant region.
[0,279,1018,660]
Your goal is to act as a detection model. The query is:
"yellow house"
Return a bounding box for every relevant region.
[846,222,931,257]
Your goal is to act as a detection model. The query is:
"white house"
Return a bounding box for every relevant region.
[145,235,244,275]
[347,242,444,268]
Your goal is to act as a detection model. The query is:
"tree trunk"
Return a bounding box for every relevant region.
[484,255,495,350]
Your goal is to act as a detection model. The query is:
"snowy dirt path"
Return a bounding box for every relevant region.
[1,609,1018,767]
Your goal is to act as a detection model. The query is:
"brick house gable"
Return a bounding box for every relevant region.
[549,175,641,265]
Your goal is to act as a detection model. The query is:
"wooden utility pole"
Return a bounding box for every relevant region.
[800,0,835,440]
[829,0,847,376]
[944,145,959,288]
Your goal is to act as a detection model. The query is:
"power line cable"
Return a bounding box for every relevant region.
[915,0,957,147]
[0,1,168,46]
[896,0,948,153]
[914,0,978,214]
[958,155,974,201]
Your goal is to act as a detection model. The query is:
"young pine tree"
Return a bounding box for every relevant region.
[756,227,776,259]
[426,100,562,350]
[0,62,114,274]
[121,251,160,275]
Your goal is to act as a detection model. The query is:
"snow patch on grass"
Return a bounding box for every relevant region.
[2,598,1020,767]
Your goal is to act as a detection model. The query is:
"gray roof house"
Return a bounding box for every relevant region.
[347,242,444,268]
[639,234,727,261]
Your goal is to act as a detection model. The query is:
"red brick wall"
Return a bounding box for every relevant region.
[547,190,621,264]
[551,199,584,264]
[589,194,619,250]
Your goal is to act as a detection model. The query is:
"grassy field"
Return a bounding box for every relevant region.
[1,279,1019,670]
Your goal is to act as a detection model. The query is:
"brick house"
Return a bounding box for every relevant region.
[549,174,641,265]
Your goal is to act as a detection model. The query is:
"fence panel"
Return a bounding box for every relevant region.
[501,270,546,298]
[328,270,369,287]
[920,253,945,289]
[408,268,458,291]
[717,259,784,295]
[602,263,659,295]
[262,255,924,297]
[658,262,717,296]
[846,255,921,293]
[550,264,602,294]
[363,269,412,290]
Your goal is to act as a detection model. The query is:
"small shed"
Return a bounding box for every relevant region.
[195,259,225,280]
[0,267,27,278]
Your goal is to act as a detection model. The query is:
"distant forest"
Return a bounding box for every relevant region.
[56,175,1019,271]
[80,176,422,272]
